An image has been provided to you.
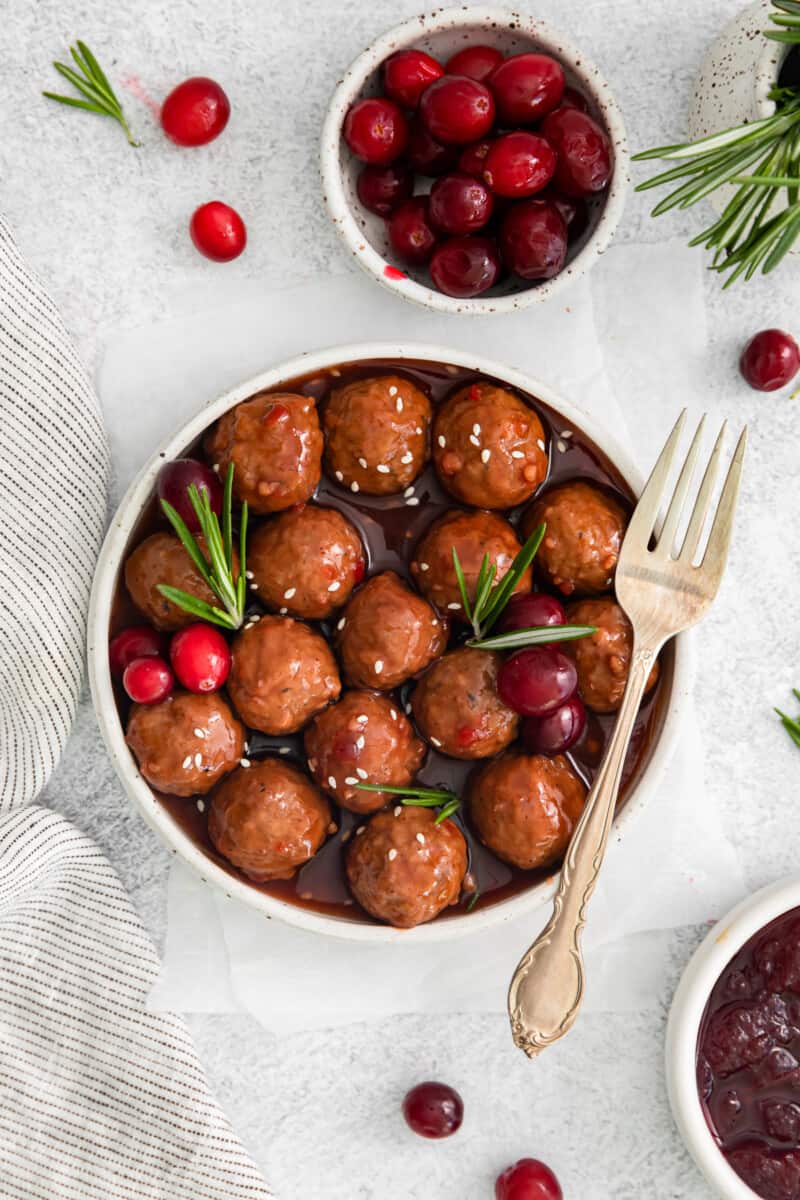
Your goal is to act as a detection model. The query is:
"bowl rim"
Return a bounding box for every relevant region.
[319,5,631,316]
[88,339,693,945]
[665,875,800,1198]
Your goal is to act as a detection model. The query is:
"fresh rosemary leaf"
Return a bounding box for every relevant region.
[222,464,234,571]
[481,521,546,634]
[451,546,473,625]
[160,498,216,585]
[354,784,455,801]
[44,43,138,146]
[156,585,237,629]
[41,92,108,114]
[434,799,461,825]
[75,40,116,101]
[52,62,116,115]
[468,623,597,651]
[466,890,481,913]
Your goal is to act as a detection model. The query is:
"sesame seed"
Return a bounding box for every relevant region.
[438,435,446,448]
[212,463,220,474]
[328,580,341,592]
[356,767,368,780]
[279,746,291,755]
[308,758,317,770]
[194,728,205,738]
[561,429,573,439]
[511,450,525,459]
[419,562,429,572]
[406,497,419,506]
[249,582,259,591]
[394,806,402,817]
[328,775,337,789]
[447,602,461,610]
[279,606,288,615]
[400,451,413,464]
[356,826,365,837]
[245,570,254,580]
[390,709,397,721]
[481,448,491,463]
[537,438,546,452]
[284,587,296,599]
[350,481,360,493]
[341,830,351,844]
[472,423,481,435]
[430,736,442,747]
[357,714,368,723]
[404,486,415,498]
[335,470,344,482]
[388,848,398,861]
[376,464,390,474]
[469,434,480,447]
[182,755,192,769]
[337,617,346,630]
[388,385,398,396]
[240,758,251,768]
[557,440,567,453]
[196,799,205,813]
[416,833,426,845]
[415,426,423,434]
[374,659,384,674]
[358,457,368,469]
[194,753,202,768]
[344,775,358,785]
[356,735,365,749]
[405,703,412,714]
[396,397,403,413]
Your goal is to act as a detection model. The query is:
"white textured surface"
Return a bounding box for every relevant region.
[3,0,799,1195]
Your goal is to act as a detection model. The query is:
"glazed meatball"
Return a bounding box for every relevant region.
[304,690,426,812]
[209,759,332,882]
[433,381,548,509]
[124,532,231,632]
[205,391,323,514]
[468,753,586,870]
[411,648,518,759]
[248,505,365,619]
[410,509,531,618]
[336,571,446,690]
[521,480,627,596]
[323,374,431,495]
[126,691,244,797]
[567,598,659,713]
[346,807,467,928]
[227,615,341,734]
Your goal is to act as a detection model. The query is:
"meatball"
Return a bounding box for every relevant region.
[411,648,518,759]
[124,532,230,632]
[433,381,548,509]
[126,691,244,797]
[346,807,467,928]
[468,753,586,870]
[248,505,365,619]
[227,615,340,734]
[521,480,627,596]
[336,571,445,690]
[323,374,431,495]
[209,758,332,882]
[567,598,659,713]
[304,690,426,812]
[410,509,531,619]
[205,391,323,514]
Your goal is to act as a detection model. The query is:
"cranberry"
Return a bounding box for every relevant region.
[445,44,504,83]
[497,646,577,716]
[160,77,230,146]
[123,656,174,705]
[495,1158,563,1200]
[429,235,501,297]
[388,197,438,263]
[728,1143,800,1198]
[170,623,231,693]
[482,132,556,198]
[406,118,459,175]
[419,75,495,145]
[489,53,565,124]
[190,202,247,262]
[356,163,413,216]
[383,49,443,108]
[429,172,494,234]
[157,458,223,530]
[402,1081,463,1139]
[522,696,587,755]
[561,85,590,112]
[109,626,166,677]
[541,107,613,196]
[740,328,800,391]
[546,192,590,241]
[499,199,567,280]
[499,592,566,634]
[458,138,494,177]
[343,97,409,164]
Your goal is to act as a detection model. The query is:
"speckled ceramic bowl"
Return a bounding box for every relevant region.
[320,7,630,315]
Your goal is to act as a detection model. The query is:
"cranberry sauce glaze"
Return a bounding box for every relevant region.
[111,357,671,923]
[698,908,800,1200]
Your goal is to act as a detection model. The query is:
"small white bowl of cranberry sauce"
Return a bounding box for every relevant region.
[667,877,800,1200]
[320,7,629,314]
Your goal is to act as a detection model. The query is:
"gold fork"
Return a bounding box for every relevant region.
[508,411,747,1058]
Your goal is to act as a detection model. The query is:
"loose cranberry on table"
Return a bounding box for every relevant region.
[489,53,565,125]
[356,163,414,216]
[541,107,613,196]
[429,235,501,297]
[109,626,166,677]
[383,48,443,108]
[406,118,459,175]
[170,623,231,693]
[483,132,557,199]
[428,172,494,235]
[499,592,566,634]
[122,656,174,705]
[419,75,495,144]
[458,137,494,177]
[499,199,568,280]
[522,695,587,755]
[402,1081,464,1139]
[740,328,800,391]
[388,197,438,263]
[190,201,247,262]
[495,1158,563,1200]
[343,97,409,164]
[497,646,577,717]
[160,76,230,146]
[445,43,504,83]
[157,458,223,530]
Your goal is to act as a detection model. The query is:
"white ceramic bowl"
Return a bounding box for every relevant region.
[320,7,630,315]
[88,341,691,944]
[666,876,800,1198]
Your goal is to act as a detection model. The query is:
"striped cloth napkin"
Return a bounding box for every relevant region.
[0,217,273,1198]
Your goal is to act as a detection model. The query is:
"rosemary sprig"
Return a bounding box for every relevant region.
[43,41,138,146]
[355,784,461,825]
[158,463,248,630]
[775,688,800,748]
[468,624,598,652]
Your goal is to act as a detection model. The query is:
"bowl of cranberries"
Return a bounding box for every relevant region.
[321,7,628,313]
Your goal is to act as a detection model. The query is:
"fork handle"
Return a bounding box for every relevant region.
[508,638,662,1058]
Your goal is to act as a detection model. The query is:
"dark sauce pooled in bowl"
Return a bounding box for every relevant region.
[111,357,671,924]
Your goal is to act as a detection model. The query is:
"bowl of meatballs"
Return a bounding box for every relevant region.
[89,343,691,942]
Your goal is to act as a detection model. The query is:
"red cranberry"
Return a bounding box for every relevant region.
[561,85,589,112]
[160,77,230,146]
[740,328,800,391]
[343,97,409,164]
[190,202,247,262]
[483,132,556,198]
[499,199,567,280]
[383,49,443,108]
[499,592,566,634]
[402,1082,463,1139]
[419,75,495,145]
[495,1158,563,1200]
[545,192,590,240]
[429,235,501,297]
[541,107,613,196]
[170,623,231,693]
[429,172,494,234]
[356,163,413,216]
[406,118,459,175]
[123,656,174,705]
[157,458,223,530]
[445,44,504,83]
[497,646,577,716]
[458,138,494,177]
[522,696,587,755]
[489,53,565,124]
[388,197,438,263]
[109,626,166,677]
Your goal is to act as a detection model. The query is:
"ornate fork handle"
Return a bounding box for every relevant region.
[508,639,662,1058]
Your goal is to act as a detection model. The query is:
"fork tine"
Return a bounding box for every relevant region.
[653,415,707,559]
[679,421,727,563]
[624,409,687,549]
[701,426,747,580]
